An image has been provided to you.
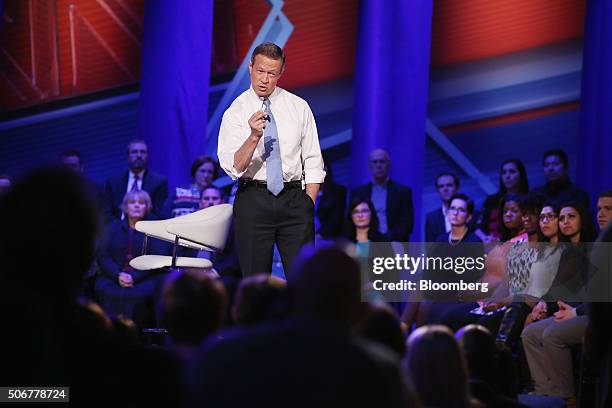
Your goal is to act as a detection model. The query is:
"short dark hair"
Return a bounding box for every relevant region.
[191,155,219,179]
[498,193,526,241]
[250,42,285,71]
[159,270,227,345]
[542,149,569,169]
[59,149,83,164]
[199,185,224,200]
[127,139,147,154]
[448,193,474,215]
[435,172,459,189]
[599,190,612,199]
[518,192,542,215]
[233,275,288,325]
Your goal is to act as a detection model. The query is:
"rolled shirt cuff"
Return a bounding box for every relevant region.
[304,169,326,185]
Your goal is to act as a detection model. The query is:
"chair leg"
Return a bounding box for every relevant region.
[141,235,148,255]
[171,235,179,268]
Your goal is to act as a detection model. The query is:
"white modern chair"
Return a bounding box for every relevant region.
[129,204,233,271]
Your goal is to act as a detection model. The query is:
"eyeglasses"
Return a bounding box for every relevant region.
[449,206,467,214]
[352,209,371,216]
[539,213,557,222]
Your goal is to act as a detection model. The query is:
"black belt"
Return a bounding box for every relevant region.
[239,179,302,189]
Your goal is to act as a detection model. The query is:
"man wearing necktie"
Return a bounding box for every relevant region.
[218,43,325,279]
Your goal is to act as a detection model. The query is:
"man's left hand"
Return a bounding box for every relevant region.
[305,184,320,205]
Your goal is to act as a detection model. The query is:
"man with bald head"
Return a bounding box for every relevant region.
[351,149,413,241]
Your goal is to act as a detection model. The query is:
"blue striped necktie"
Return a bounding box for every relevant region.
[263,98,283,195]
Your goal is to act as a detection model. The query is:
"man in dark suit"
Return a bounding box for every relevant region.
[351,149,413,241]
[103,139,168,222]
[425,173,459,242]
[315,161,347,240]
[531,149,589,208]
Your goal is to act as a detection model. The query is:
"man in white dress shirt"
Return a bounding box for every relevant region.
[217,43,325,279]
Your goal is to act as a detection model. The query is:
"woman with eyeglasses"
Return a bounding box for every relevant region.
[436,193,482,244]
[344,198,384,243]
[522,203,564,325]
[403,194,485,329]
[521,202,596,405]
[434,194,528,332]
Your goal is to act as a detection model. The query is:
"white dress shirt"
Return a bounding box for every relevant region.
[442,205,451,233]
[217,86,326,185]
[126,170,144,193]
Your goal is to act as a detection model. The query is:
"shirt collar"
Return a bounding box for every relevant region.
[130,169,145,179]
[249,86,281,103]
[372,177,390,189]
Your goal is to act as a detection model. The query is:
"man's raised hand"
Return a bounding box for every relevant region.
[248,110,267,138]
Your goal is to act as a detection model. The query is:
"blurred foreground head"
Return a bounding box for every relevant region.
[405,325,472,408]
[290,245,363,332]
[0,166,98,301]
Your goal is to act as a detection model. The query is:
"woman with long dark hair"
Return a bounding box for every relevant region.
[475,159,529,242]
[343,198,384,243]
[521,202,597,406]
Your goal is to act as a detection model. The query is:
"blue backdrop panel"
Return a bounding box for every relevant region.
[578,0,612,202]
[352,0,433,241]
[139,0,214,190]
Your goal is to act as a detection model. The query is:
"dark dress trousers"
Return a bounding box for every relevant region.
[351,179,414,241]
[233,181,315,280]
[103,170,168,222]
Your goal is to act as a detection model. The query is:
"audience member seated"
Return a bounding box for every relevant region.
[587,224,612,408]
[404,193,484,329]
[0,166,182,406]
[185,246,414,407]
[438,194,527,332]
[456,325,526,408]
[59,149,105,297]
[404,325,484,408]
[344,198,385,243]
[0,174,11,195]
[59,149,104,216]
[521,203,563,328]
[159,269,227,362]
[475,194,543,343]
[521,202,597,408]
[543,202,596,302]
[103,139,168,222]
[475,159,530,243]
[351,148,413,241]
[315,160,347,241]
[358,301,406,358]
[531,149,589,208]
[596,190,612,231]
[232,274,288,326]
[166,155,219,218]
[425,172,459,242]
[95,190,172,326]
[192,186,241,278]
